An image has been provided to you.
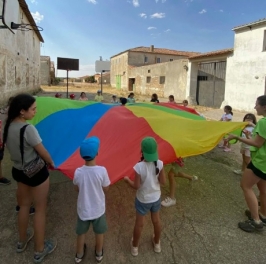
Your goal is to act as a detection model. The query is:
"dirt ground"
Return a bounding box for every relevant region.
[0,87,265,264]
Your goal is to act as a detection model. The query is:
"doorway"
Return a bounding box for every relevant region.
[128,78,135,91]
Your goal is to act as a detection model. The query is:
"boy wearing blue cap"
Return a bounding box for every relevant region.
[73,136,110,263]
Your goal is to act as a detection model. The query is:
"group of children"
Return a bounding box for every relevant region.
[73,136,197,262]
[219,105,257,175]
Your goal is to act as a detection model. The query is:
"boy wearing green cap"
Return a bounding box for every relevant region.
[73,136,110,263]
[124,137,166,257]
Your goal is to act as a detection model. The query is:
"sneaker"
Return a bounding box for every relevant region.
[95,248,103,263]
[233,169,242,175]
[245,209,266,225]
[152,237,161,253]
[0,177,11,185]
[223,148,231,152]
[161,197,176,207]
[238,219,263,232]
[33,238,57,263]
[192,176,198,181]
[218,145,224,148]
[16,205,35,215]
[16,229,34,253]
[130,239,138,257]
[75,244,86,263]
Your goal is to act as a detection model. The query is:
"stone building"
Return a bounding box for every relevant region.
[223,18,266,111]
[40,56,55,85]
[98,72,110,85]
[0,0,44,105]
[110,45,199,97]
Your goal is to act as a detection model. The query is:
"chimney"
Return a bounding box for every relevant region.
[150,45,154,52]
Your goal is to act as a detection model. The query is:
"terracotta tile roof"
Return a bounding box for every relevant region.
[189,48,233,59]
[111,46,200,58]
[233,18,266,31]
[18,0,44,42]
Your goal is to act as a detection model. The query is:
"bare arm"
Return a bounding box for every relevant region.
[34,143,54,167]
[102,186,109,193]
[158,168,166,186]
[124,173,141,190]
[227,133,265,148]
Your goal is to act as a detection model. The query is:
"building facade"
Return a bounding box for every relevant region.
[223,19,266,111]
[0,0,44,105]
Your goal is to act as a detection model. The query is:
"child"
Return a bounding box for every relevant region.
[124,137,166,256]
[161,159,198,207]
[168,95,176,104]
[150,93,159,103]
[111,95,119,104]
[79,92,88,101]
[95,90,103,102]
[182,100,188,107]
[219,105,233,152]
[70,94,76,100]
[120,97,127,106]
[73,137,110,263]
[233,113,257,175]
[55,93,62,98]
[127,92,135,103]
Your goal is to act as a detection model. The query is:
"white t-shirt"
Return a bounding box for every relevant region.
[73,165,110,221]
[221,113,232,121]
[241,126,254,149]
[133,160,163,203]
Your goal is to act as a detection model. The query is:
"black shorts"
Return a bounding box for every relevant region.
[12,165,49,187]
[247,162,266,181]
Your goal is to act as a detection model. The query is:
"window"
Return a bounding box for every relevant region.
[146,76,151,83]
[159,76,165,84]
[144,56,148,63]
[156,58,161,63]
[148,69,151,73]
[170,59,173,61]
[198,76,208,81]
[263,30,266,51]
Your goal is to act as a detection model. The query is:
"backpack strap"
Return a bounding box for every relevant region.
[20,124,29,165]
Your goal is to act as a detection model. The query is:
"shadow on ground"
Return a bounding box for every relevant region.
[0,143,265,264]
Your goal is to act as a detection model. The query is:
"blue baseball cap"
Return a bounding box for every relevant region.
[80,136,100,161]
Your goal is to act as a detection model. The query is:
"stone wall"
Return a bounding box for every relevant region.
[40,56,51,85]
[128,59,188,100]
[0,3,41,106]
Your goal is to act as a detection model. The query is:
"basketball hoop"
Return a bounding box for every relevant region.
[11,22,43,32]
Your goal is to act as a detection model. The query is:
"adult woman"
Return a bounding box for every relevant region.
[3,94,57,262]
[227,95,266,232]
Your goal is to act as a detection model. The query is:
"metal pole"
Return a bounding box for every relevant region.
[67,70,69,98]
[101,71,103,95]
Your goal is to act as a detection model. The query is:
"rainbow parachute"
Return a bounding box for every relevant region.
[30,97,245,184]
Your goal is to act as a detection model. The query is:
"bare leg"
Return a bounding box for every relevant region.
[177,171,193,181]
[151,211,161,244]
[17,182,32,242]
[132,212,145,247]
[95,234,104,253]
[168,168,176,199]
[257,180,266,217]
[243,155,250,171]
[241,169,260,221]
[31,177,50,252]
[76,234,86,255]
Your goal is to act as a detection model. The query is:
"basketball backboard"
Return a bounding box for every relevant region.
[95,60,111,72]
[1,0,20,33]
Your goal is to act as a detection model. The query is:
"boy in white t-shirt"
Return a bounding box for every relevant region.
[124,137,166,256]
[73,136,110,263]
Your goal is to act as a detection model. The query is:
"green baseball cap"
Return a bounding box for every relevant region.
[141,137,158,162]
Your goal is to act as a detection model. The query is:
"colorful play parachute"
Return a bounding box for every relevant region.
[30,97,245,184]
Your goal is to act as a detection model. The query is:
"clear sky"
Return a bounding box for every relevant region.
[26,0,266,78]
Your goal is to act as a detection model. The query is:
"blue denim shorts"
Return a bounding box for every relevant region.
[135,197,161,216]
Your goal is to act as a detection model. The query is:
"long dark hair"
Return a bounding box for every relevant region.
[139,153,159,175]
[243,113,257,124]
[3,94,36,146]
